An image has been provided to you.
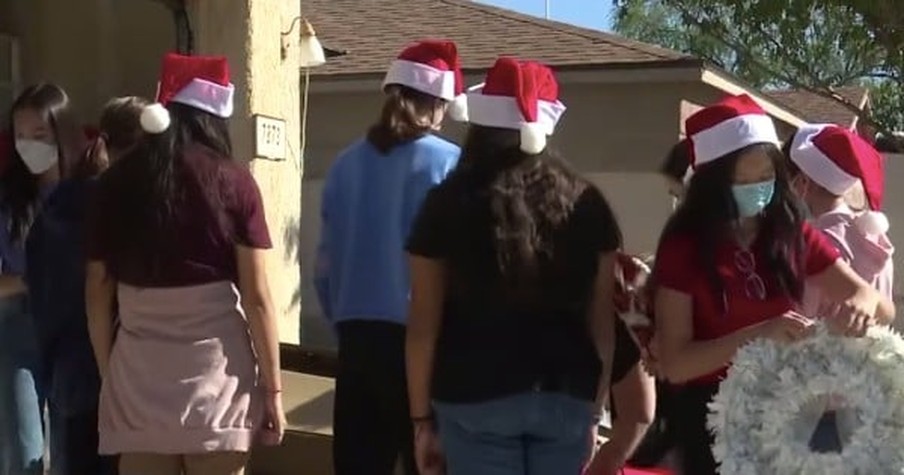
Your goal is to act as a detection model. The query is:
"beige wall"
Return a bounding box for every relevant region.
[0,0,173,121]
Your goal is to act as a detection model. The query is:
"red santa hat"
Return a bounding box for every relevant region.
[140,53,235,134]
[685,94,780,170]
[466,57,566,154]
[383,40,468,121]
[790,123,889,234]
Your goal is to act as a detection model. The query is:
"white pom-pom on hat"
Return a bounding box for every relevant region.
[854,210,890,236]
[140,103,171,134]
[447,94,468,122]
[520,122,547,154]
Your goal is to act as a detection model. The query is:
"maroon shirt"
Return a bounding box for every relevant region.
[87,144,271,287]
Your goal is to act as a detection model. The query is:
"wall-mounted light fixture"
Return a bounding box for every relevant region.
[281,17,326,67]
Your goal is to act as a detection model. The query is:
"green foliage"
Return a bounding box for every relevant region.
[613,0,904,133]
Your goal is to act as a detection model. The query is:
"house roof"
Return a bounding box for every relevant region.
[301,0,695,76]
[764,86,869,128]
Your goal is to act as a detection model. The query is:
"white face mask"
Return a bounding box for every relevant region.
[15,139,59,175]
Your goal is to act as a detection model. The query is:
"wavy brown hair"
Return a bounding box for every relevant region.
[455,125,621,299]
[366,85,446,153]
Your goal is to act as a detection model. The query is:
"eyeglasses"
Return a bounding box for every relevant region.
[734,249,766,300]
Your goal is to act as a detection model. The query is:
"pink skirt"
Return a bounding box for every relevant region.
[98,281,263,454]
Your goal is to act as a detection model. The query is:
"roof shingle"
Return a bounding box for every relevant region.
[764,86,868,128]
[301,0,693,76]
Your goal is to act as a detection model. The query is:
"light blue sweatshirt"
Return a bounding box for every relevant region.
[314,134,459,326]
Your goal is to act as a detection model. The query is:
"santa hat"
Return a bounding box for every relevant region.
[685,94,780,170]
[790,124,889,234]
[383,40,468,121]
[466,57,566,154]
[140,53,235,134]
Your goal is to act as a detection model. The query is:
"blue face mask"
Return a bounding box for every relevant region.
[732,180,775,218]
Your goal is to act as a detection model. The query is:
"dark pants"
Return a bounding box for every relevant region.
[333,320,417,475]
[49,407,117,475]
[673,383,719,475]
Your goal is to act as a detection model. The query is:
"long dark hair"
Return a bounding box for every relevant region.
[454,125,621,300]
[366,85,445,153]
[658,143,807,303]
[94,102,232,279]
[3,84,86,242]
[660,139,690,183]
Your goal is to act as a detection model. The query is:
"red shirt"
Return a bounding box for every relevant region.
[654,222,840,384]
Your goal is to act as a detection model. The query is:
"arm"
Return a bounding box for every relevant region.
[655,287,763,383]
[597,362,656,467]
[406,255,445,420]
[85,260,116,377]
[589,252,618,415]
[236,245,281,392]
[809,260,895,324]
[314,174,334,320]
[313,236,332,320]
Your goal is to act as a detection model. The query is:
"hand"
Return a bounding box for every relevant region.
[826,290,879,337]
[584,443,623,475]
[414,420,445,475]
[259,390,286,446]
[758,311,815,343]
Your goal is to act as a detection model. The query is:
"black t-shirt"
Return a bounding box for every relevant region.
[406,174,621,403]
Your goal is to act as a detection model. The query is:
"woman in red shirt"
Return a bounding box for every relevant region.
[653,94,895,475]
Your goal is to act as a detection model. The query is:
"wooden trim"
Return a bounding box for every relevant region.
[700,68,806,128]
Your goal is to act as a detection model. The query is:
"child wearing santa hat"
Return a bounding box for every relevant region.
[652,94,895,475]
[786,124,894,320]
[313,39,464,475]
[785,125,895,453]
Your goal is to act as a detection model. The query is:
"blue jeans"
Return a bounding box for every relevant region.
[0,296,44,475]
[434,391,594,475]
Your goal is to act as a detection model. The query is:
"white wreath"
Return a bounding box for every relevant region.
[708,323,904,475]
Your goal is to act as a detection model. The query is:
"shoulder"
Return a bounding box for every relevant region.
[418,134,460,154]
[412,135,461,164]
[327,138,369,178]
[654,232,696,268]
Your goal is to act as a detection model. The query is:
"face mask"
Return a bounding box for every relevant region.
[15,139,59,175]
[732,179,775,218]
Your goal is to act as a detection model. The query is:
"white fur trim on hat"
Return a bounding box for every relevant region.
[447,94,468,122]
[467,91,565,134]
[789,124,859,196]
[140,103,171,134]
[383,59,457,101]
[520,122,547,154]
[854,210,890,235]
[170,78,235,118]
[691,113,779,165]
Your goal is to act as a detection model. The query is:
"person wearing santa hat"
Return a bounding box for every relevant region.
[312,39,463,475]
[786,124,894,317]
[406,57,622,475]
[652,94,895,474]
[785,125,895,453]
[86,53,284,474]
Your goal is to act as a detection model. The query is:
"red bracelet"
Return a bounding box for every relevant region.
[264,388,282,394]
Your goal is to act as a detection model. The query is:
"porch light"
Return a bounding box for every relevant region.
[298,18,326,67]
[281,16,326,67]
